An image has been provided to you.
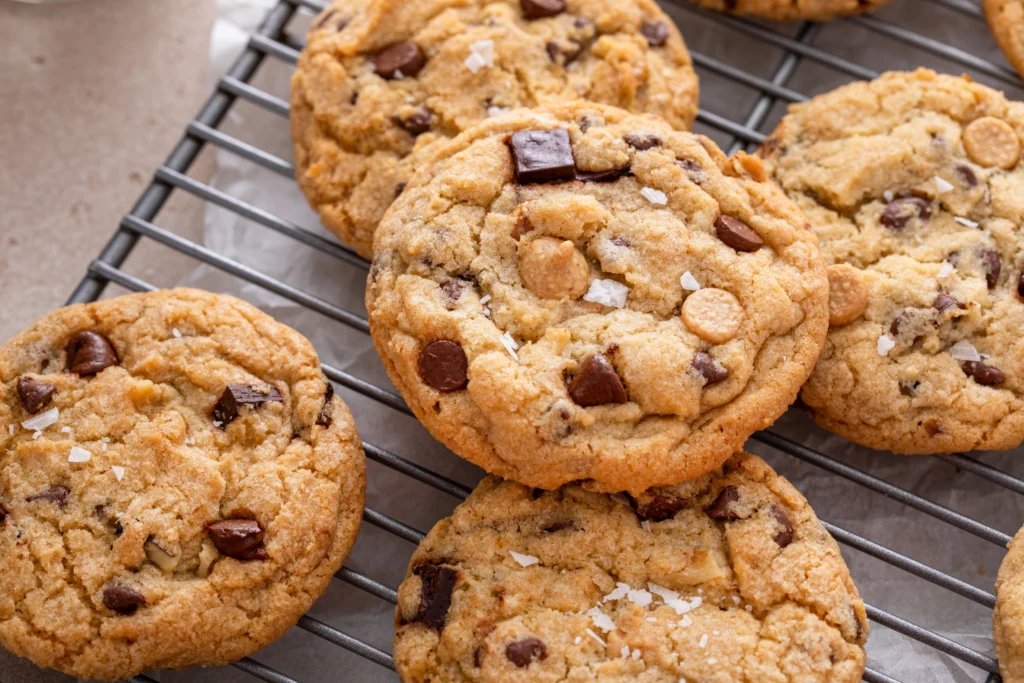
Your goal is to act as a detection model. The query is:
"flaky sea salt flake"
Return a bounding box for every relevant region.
[586,628,607,647]
[487,106,510,118]
[172,328,183,339]
[112,466,125,481]
[641,520,652,533]
[679,615,693,627]
[935,176,954,193]
[627,589,653,608]
[22,407,59,432]
[574,636,582,645]
[949,339,981,362]
[620,645,630,659]
[698,634,708,648]
[680,271,701,291]
[604,583,630,602]
[68,446,92,463]
[499,332,519,361]
[510,550,539,567]
[641,187,668,205]
[583,279,629,308]
[877,335,895,357]
[954,216,979,228]
[937,261,954,278]
[587,607,616,632]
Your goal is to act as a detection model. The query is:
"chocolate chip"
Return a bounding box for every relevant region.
[393,108,431,135]
[510,129,576,185]
[418,340,469,392]
[982,248,1002,289]
[371,42,425,80]
[567,355,627,407]
[677,159,705,183]
[955,164,978,187]
[520,0,565,19]
[637,495,688,522]
[880,197,931,230]
[17,377,56,414]
[625,133,662,150]
[923,418,943,436]
[0,503,7,525]
[441,279,463,303]
[576,166,631,183]
[1019,269,1024,299]
[65,331,118,376]
[213,385,284,426]
[579,116,598,133]
[413,563,457,630]
[691,351,728,385]
[474,647,483,667]
[26,486,70,506]
[704,485,740,521]
[545,40,581,65]
[506,638,548,667]
[933,292,963,313]
[772,507,794,547]
[543,520,575,532]
[962,360,1005,386]
[317,383,335,428]
[899,380,920,397]
[103,583,146,615]
[715,215,764,252]
[206,519,268,560]
[640,21,669,46]
[395,183,407,197]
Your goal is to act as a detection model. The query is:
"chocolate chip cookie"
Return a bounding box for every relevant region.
[997,525,1024,683]
[394,452,868,682]
[367,102,829,494]
[683,0,892,22]
[0,289,365,680]
[291,0,699,259]
[985,0,1024,81]
[760,69,1024,454]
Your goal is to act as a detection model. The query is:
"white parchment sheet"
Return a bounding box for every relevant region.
[158,2,1024,681]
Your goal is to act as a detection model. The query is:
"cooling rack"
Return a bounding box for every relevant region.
[51,0,1024,681]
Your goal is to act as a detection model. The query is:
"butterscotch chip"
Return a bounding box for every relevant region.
[827,264,868,327]
[519,237,590,299]
[963,116,1021,169]
[394,453,869,683]
[682,288,745,344]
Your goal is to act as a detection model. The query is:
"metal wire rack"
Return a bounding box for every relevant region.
[52,0,1024,681]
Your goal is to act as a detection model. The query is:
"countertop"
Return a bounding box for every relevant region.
[0,0,215,679]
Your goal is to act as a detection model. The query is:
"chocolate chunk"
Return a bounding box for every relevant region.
[506,638,548,667]
[317,383,335,428]
[0,503,7,525]
[371,42,425,80]
[395,183,407,197]
[545,40,581,65]
[567,355,627,407]
[899,380,920,397]
[543,520,575,532]
[715,215,764,252]
[1019,269,1024,299]
[880,197,931,230]
[962,360,1005,386]
[474,647,484,668]
[982,248,1001,289]
[933,292,963,313]
[418,340,469,392]
[772,507,794,547]
[704,485,740,521]
[625,133,662,150]
[510,129,576,185]
[637,495,688,522]
[213,385,284,425]
[103,583,146,615]
[955,164,978,187]
[441,279,463,302]
[678,159,705,183]
[65,331,118,376]
[206,519,268,560]
[691,351,728,385]
[413,563,457,630]
[923,418,943,436]
[393,108,431,136]
[640,21,669,46]
[26,486,70,506]
[576,166,631,183]
[520,0,565,19]
[17,377,56,414]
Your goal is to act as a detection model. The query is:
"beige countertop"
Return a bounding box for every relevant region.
[0,0,215,679]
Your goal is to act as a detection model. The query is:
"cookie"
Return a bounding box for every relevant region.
[291,0,699,259]
[0,289,365,680]
[367,101,829,494]
[394,451,868,683]
[985,0,1024,81]
[682,0,891,23]
[997,525,1024,683]
[759,69,1024,454]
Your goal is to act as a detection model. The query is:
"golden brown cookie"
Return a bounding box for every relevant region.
[367,101,829,494]
[985,0,1024,81]
[683,0,892,23]
[394,452,868,682]
[0,289,365,680]
[997,525,1024,683]
[760,69,1024,454]
[291,0,699,259]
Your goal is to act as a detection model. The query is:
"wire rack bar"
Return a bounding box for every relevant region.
[934,453,1024,496]
[866,605,998,673]
[338,567,400,604]
[298,615,396,670]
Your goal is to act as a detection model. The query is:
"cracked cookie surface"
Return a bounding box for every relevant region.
[985,0,1024,81]
[760,69,1024,454]
[393,452,868,683]
[367,102,828,494]
[291,0,699,259]
[0,288,365,680]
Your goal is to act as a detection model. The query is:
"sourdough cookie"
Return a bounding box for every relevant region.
[683,0,891,23]
[760,69,1024,454]
[394,452,868,683]
[997,525,1024,683]
[291,0,699,259]
[985,0,1024,81]
[0,289,365,680]
[367,102,828,494]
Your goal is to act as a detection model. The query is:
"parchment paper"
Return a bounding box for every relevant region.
[159,2,1024,681]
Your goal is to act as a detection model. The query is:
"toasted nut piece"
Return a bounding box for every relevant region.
[963,117,1021,169]
[519,237,590,300]
[144,537,180,572]
[682,288,744,344]
[667,549,729,586]
[826,264,868,326]
[197,539,219,579]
